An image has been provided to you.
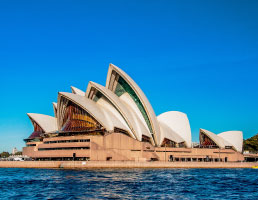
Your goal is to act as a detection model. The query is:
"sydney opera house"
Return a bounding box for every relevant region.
[23,64,244,162]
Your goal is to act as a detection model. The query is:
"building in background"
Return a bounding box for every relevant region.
[12,147,18,155]
[23,64,244,162]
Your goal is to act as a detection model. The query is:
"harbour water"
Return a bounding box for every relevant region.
[0,168,257,199]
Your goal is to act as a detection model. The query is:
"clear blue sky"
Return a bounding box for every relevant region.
[0,0,257,152]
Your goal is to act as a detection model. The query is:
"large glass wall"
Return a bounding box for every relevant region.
[199,131,219,148]
[161,138,177,147]
[25,120,44,142]
[114,75,153,134]
[61,101,102,132]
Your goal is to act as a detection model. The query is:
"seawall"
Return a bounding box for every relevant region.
[0,161,256,169]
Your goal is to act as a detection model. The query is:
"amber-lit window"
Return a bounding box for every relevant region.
[161,138,176,147]
[61,101,102,132]
[25,119,45,141]
[199,131,219,148]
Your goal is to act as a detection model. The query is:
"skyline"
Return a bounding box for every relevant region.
[0,0,258,152]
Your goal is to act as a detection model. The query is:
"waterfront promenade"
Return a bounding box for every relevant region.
[0,161,256,169]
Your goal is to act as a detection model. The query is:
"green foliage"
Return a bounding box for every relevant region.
[15,151,22,155]
[243,134,258,152]
[0,152,10,158]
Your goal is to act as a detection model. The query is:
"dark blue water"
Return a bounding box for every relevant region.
[0,168,257,200]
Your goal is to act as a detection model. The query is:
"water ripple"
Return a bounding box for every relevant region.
[0,168,257,199]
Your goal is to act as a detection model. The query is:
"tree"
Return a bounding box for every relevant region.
[243,134,258,152]
[15,151,22,155]
[0,152,10,158]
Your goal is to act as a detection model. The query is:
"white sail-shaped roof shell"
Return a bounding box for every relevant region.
[200,129,225,149]
[200,129,243,152]
[52,102,57,117]
[159,121,185,144]
[71,86,85,96]
[27,113,58,133]
[86,82,152,141]
[57,92,129,133]
[106,63,161,145]
[157,111,192,148]
[218,131,243,152]
[119,93,150,138]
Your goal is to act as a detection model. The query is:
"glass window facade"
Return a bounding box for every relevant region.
[44,139,90,144]
[93,91,102,102]
[200,131,219,149]
[61,100,102,132]
[114,76,153,133]
[38,147,90,151]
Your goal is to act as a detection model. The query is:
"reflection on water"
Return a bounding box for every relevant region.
[0,168,257,199]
